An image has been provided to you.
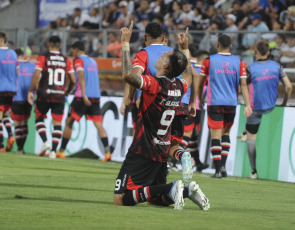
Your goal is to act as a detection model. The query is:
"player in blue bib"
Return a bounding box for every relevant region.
[0,31,18,152]
[10,48,35,153]
[244,41,292,179]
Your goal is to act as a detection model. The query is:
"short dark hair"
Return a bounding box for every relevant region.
[156,15,164,23]
[74,7,81,12]
[218,34,232,49]
[162,28,169,38]
[15,48,24,56]
[256,41,269,56]
[48,36,61,48]
[145,23,163,39]
[0,31,7,43]
[196,50,209,60]
[167,49,188,78]
[71,41,85,51]
[188,43,199,57]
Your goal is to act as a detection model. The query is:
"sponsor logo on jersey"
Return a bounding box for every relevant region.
[46,89,65,94]
[256,68,277,81]
[215,62,237,74]
[87,62,98,72]
[1,53,16,64]
[153,137,171,146]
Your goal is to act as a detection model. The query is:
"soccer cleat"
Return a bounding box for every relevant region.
[6,136,15,152]
[237,132,247,142]
[211,172,222,178]
[102,152,111,162]
[196,162,209,172]
[187,181,210,210]
[39,141,51,157]
[181,152,193,183]
[0,147,5,153]
[168,180,184,210]
[248,173,258,179]
[221,166,227,177]
[56,150,66,159]
[48,151,56,159]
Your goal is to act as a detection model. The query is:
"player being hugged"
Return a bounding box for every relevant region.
[27,36,76,158]
[113,22,210,211]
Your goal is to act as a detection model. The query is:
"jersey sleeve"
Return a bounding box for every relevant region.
[240,61,247,78]
[200,58,210,76]
[140,75,161,94]
[73,58,84,72]
[16,60,19,69]
[180,79,188,95]
[132,50,148,72]
[66,59,74,74]
[279,64,287,79]
[35,56,45,71]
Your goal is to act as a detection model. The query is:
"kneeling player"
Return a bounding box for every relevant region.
[10,49,35,153]
[57,41,111,160]
[114,24,210,210]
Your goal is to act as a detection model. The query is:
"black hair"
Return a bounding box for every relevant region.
[74,7,81,12]
[0,31,7,43]
[15,48,24,56]
[71,41,85,51]
[277,33,286,43]
[48,36,61,48]
[188,43,199,57]
[49,21,58,29]
[195,50,209,60]
[256,41,269,56]
[145,23,163,39]
[162,28,169,38]
[218,34,232,49]
[156,15,164,23]
[167,49,188,78]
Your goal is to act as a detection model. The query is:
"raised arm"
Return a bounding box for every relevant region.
[120,21,142,89]
[177,28,192,88]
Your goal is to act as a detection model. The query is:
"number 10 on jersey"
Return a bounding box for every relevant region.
[48,68,66,86]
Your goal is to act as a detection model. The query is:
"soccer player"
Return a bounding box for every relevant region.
[114,23,210,211]
[245,41,292,179]
[0,31,18,152]
[199,34,252,178]
[56,41,111,161]
[27,36,76,158]
[121,23,196,182]
[10,48,35,153]
[180,49,210,172]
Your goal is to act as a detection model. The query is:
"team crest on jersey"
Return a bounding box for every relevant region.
[168,89,181,97]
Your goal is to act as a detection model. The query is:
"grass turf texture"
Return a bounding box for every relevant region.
[0,153,294,230]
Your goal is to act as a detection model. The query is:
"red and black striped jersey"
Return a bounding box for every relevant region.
[129,75,188,162]
[35,51,74,103]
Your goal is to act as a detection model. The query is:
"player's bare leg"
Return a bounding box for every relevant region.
[93,121,111,161]
[57,116,75,158]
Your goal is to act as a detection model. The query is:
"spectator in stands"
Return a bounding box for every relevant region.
[155,15,168,29]
[261,19,283,41]
[279,35,295,67]
[288,5,295,20]
[271,33,288,62]
[283,18,294,31]
[200,19,222,54]
[106,32,122,58]
[150,0,165,15]
[102,2,121,28]
[238,2,252,30]
[179,1,195,22]
[60,18,70,30]
[207,6,225,29]
[249,0,272,29]
[215,0,234,13]
[117,1,131,29]
[164,1,182,24]
[135,0,155,22]
[224,14,239,51]
[242,14,269,50]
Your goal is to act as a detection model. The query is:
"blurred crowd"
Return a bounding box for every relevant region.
[29,0,295,66]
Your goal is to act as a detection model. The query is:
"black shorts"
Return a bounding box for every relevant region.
[114,152,168,194]
[11,101,32,121]
[183,110,201,132]
[171,114,187,143]
[35,100,64,122]
[207,106,236,130]
[70,97,102,122]
[0,94,14,111]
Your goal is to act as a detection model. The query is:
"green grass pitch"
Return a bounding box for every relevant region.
[0,153,294,230]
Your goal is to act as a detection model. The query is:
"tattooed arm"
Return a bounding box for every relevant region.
[121,50,142,89]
